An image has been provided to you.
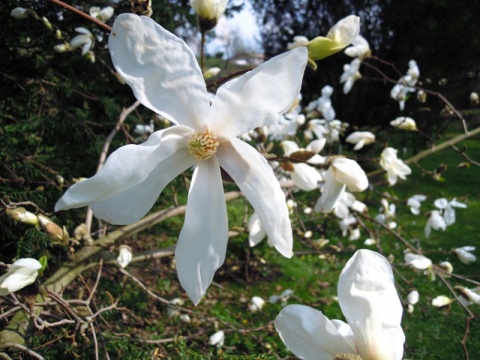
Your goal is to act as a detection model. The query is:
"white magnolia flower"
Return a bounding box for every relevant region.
[56,15,307,305]
[456,287,480,305]
[470,92,479,105]
[405,253,432,270]
[344,34,371,59]
[280,140,324,191]
[407,290,419,314]
[432,295,453,308]
[379,147,412,185]
[307,15,360,62]
[247,212,270,247]
[345,131,375,150]
[425,210,447,238]
[407,290,419,305]
[407,194,426,215]
[390,60,419,110]
[269,289,294,306]
[390,116,417,131]
[248,296,266,312]
[290,16,359,68]
[190,0,227,21]
[434,197,467,226]
[89,6,114,23]
[0,258,42,296]
[10,7,30,20]
[340,58,362,94]
[454,246,476,264]
[334,191,367,219]
[116,245,133,268]
[70,27,94,56]
[208,330,225,346]
[134,119,155,136]
[54,43,71,53]
[315,158,368,213]
[275,249,405,360]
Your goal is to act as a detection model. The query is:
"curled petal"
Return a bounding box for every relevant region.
[217,138,293,258]
[208,47,308,139]
[175,158,229,305]
[109,14,209,129]
[291,163,321,191]
[332,158,369,192]
[338,249,405,360]
[315,166,346,212]
[275,304,357,359]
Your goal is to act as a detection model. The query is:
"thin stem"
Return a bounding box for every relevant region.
[48,0,112,33]
[200,30,206,71]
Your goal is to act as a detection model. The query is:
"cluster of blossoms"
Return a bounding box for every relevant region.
[6,3,473,357]
[390,60,420,110]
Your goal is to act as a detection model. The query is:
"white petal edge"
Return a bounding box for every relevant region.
[315,166,346,212]
[275,304,357,359]
[55,126,194,224]
[89,148,195,224]
[338,249,405,360]
[175,157,229,305]
[216,138,293,258]
[109,14,209,129]
[208,47,308,139]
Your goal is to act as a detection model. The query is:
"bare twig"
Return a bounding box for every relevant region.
[0,342,44,360]
[48,0,112,33]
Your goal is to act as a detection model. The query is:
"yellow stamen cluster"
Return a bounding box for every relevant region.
[334,354,363,360]
[188,127,219,160]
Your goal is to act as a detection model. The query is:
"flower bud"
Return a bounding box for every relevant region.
[38,214,69,245]
[6,207,39,226]
[190,0,227,32]
[116,245,133,268]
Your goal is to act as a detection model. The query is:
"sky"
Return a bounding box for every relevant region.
[177,0,263,63]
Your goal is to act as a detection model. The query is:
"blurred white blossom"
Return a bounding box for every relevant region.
[454,246,476,264]
[0,258,42,296]
[380,147,412,186]
[390,116,417,131]
[70,27,94,56]
[248,296,265,312]
[407,194,426,215]
[208,330,225,346]
[345,131,375,150]
[117,245,133,268]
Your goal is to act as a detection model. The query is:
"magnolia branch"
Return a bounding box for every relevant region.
[48,0,112,33]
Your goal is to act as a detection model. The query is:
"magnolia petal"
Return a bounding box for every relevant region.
[338,249,405,360]
[315,166,346,212]
[90,149,194,224]
[208,47,308,139]
[332,158,369,192]
[217,138,293,258]
[327,15,361,48]
[248,212,266,247]
[291,163,321,191]
[56,126,194,224]
[109,14,209,129]
[175,158,229,305]
[275,304,357,359]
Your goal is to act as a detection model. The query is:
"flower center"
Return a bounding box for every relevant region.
[188,127,219,160]
[334,354,363,360]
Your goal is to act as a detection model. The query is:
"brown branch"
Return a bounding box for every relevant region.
[48,0,112,33]
[367,126,480,180]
